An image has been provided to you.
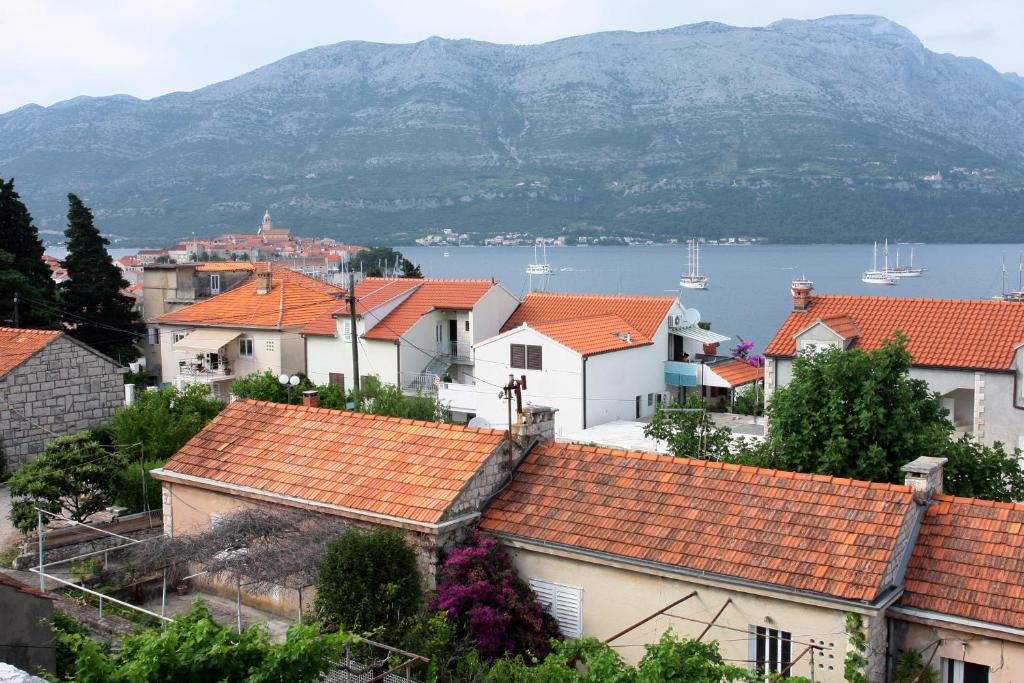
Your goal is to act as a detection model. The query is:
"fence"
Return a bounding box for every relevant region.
[321,641,426,683]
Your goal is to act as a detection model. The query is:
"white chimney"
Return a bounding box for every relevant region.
[901,456,948,501]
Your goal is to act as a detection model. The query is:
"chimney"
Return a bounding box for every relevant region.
[791,281,813,311]
[901,456,948,502]
[518,405,558,443]
[302,390,320,408]
[255,270,272,295]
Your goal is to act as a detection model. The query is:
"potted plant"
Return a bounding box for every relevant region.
[703,342,719,356]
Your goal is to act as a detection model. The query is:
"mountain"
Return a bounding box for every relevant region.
[3,15,1024,244]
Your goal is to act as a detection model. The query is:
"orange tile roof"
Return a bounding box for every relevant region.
[818,315,860,341]
[901,494,1024,629]
[363,279,496,341]
[710,359,765,387]
[158,400,505,524]
[479,442,916,602]
[154,266,342,329]
[765,296,1024,370]
[195,262,259,272]
[502,293,676,341]
[527,314,652,356]
[0,327,61,378]
[301,278,423,337]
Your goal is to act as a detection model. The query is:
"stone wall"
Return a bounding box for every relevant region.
[15,512,163,570]
[0,335,123,470]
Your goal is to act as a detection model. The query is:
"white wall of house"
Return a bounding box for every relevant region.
[468,285,520,344]
[157,325,297,385]
[586,342,669,427]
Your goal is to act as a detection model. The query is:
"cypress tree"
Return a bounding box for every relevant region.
[0,178,60,327]
[60,193,142,360]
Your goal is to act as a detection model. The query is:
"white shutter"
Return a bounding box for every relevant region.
[529,579,583,639]
[342,319,352,343]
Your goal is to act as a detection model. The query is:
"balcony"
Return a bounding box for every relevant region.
[664,360,699,387]
[436,340,473,364]
[175,359,235,385]
[437,381,477,413]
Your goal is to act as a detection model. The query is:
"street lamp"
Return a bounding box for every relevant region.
[278,373,300,403]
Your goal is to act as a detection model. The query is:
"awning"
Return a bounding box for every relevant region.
[672,325,730,344]
[173,329,240,353]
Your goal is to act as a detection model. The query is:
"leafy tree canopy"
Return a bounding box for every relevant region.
[347,247,418,278]
[0,178,60,328]
[644,395,735,461]
[8,433,125,532]
[108,383,225,461]
[60,194,143,361]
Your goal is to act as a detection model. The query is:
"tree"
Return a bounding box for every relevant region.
[354,376,450,422]
[942,435,1024,502]
[8,433,125,532]
[0,178,60,328]
[432,532,560,662]
[760,335,951,483]
[401,258,423,278]
[643,396,734,461]
[231,370,315,404]
[63,601,353,682]
[315,528,422,643]
[60,193,143,361]
[348,247,405,277]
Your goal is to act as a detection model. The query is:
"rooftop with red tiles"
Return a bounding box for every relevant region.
[362,279,497,341]
[155,400,506,525]
[900,494,1024,629]
[765,296,1024,370]
[525,314,652,356]
[710,359,765,387]
[301,278,424,337]
[502,292,676,341]
[479,441,917,603]
[0,327,61,378]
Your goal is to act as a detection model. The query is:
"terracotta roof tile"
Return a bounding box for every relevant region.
[901,494,1024,629]
[765,296,1024,370]
[155,266,343,329]
[301,278,423,336]
[363,279,495,341]
[502,293,676,341]
[0,327,61,378]
[710,359,765,387]
[479,441,916,602]
[158,400,505,524]
[526,314,652,356]
[195,262,261,272]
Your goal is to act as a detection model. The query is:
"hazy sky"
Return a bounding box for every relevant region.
[4,0,1022,114]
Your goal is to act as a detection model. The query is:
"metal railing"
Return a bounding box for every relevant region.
[400,372,437,394]
[436,340,472,362]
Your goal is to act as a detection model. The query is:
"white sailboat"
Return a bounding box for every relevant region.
[999,255,1024,303]
[525,241,552,276]
[862,241,897,285]
[885,246,925,278]
[679,239,710,289]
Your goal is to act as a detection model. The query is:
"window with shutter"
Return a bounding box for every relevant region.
[329,373,345,394]
[529,579,583,639]
[342,320,353,343]
[510,344,526,369]
[526,345,543,370]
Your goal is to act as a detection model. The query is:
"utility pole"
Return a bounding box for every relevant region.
[13,292,19,328]
[347,272,360,392]
[499,375,526,469]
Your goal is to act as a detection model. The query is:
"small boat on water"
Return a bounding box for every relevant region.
[997,255,1024,302]
[884,246,925,278]
[862,241,897,285]
[680,238,709,289]
[525,241,552,276]
[791,274,814,289]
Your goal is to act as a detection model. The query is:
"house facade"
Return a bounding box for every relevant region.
[152,266,342,400]
[764,284,1024,450]
[0,328,124,469]
[442,293,733,434]
[302,278,519,396]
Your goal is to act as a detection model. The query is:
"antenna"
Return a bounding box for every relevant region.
[684,308,701,327]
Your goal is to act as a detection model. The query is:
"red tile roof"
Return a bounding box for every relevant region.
[157,400,506,524]
[527,314,652,356]
[502,293,676,341]
[901,495,1024,629]
[154,266,343,329]
[363,279,495,341]
[818,315,860,341]
[765,296,1024,370]
[0,327,61,378]
[710,359,765,388]
[480,442,916,602]
[0,572,55,600]
[195,262,260,272]
[301,278,423,337]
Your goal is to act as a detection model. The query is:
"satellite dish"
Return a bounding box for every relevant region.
[468,416,493,429]
[684,308,701,327]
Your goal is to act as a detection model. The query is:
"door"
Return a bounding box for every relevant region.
[449,319,459,357]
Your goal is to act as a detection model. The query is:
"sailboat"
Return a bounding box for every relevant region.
[679,239,709,289]
[525,241,553,275]
[998,255,1024,303]
[884,246,925,278]
[862,241,897,285]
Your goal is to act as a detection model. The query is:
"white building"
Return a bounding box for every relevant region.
[765,283,1024,449]
[152,265,343,400]
[302,277,519,395]
[440,292,732,434]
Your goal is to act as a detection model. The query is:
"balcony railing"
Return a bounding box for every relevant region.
[664,360,699,387]
[401,371,438,395]
[437,381,477,413]
[177,360,233,382]
[436,341,473,363]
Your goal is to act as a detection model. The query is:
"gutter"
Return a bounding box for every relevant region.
[496,532,902,614]
[151,468,480,533]
[581,356,588,429]
[888,605,1024,641]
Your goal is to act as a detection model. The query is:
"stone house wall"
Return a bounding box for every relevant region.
[0,335,124,470]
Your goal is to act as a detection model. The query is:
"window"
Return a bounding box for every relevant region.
[635,396,641,419]
[172,331,187,344]
[751,626,791,678]
[656,393,664,407]
[329,373,346,394]
[148,328,159,346]
[942,659,989,683]
[265,340,275,352]
[511,344,526,369]
[526,345,542,370]
[647,393,654,407]
[238,336,253,357]
[342,319,353,343]
[210,274,221,294]
[529,579,582,639]
[800,340,836,354]
[465,320,470,332]
[511,344,542,370]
